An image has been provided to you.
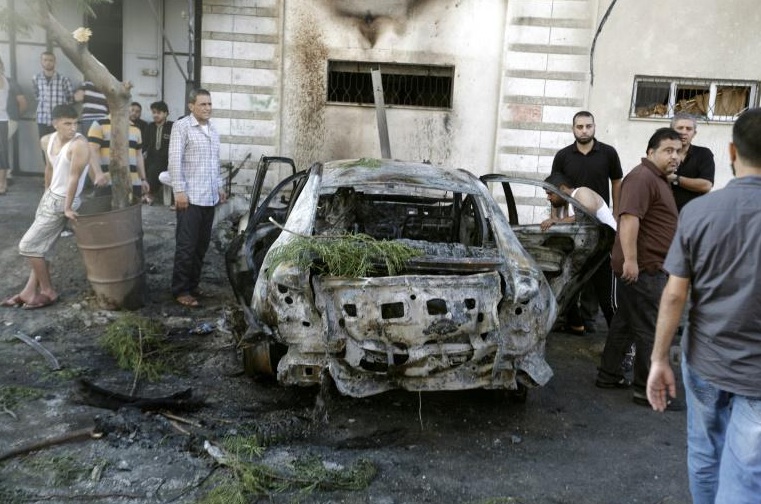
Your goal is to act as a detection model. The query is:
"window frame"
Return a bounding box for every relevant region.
[630,75,758,123]
[326,60,455,110]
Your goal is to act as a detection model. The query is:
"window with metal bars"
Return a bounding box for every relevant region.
[327,60,454,109]
[631,76,757,122]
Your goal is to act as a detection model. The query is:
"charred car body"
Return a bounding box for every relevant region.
[226,157,614,398]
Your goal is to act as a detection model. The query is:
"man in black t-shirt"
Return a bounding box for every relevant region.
[551,111,623,333]
[666,112,714,212]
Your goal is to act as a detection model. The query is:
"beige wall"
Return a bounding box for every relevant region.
[588,0,761,189]
[279,0,507,173]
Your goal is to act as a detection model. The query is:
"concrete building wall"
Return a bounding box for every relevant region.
[200,0,284,189]
[277,0,507,173]
[588,0,761,189]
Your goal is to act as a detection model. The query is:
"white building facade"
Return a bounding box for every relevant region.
[2,0,759,209]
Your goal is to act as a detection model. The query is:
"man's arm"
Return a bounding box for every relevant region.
[87,142,106,185]
[168,121,188,210]
[40,134,53,188]
[611,178,622,217]
[676,176,713,194]
[540,209,574,231]
[136,146,149,195]
[64,137,90,220]
[647,275,690,411]
[618,213,640,283]
[86,122,108,187]
[573,187,601,215]
[668,148,715,194]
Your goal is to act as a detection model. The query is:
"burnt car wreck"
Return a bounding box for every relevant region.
[226,158,613,398]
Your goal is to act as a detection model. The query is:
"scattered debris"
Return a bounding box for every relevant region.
[77,379,205,412]
[11,331,61,370]
[0,426,99,462]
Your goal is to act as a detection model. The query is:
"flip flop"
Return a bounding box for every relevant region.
[176,294,200,308]
[22,294,58,310]
[1,294,24,308]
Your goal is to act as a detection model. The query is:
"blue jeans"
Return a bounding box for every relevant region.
[682,359,761,504]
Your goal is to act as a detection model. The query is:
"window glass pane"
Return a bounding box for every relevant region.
[674,84,710,117]
[715,86,750,116]
[633,81,670,117]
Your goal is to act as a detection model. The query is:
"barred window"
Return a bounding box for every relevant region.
[631,76,757,122]
[327,60,454,109]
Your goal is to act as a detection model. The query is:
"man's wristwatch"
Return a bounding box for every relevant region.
[672,175,680,186]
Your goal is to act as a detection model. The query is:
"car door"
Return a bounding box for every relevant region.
[481,175,615,315]
[225,157,306,304]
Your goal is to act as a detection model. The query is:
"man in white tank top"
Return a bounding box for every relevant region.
[540,172,617,335]
[541,174,617,232]
[1,104,89,309]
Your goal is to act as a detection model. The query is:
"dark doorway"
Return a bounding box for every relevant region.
[86,0,123,80]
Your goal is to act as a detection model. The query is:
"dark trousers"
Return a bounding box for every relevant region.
[566,257,615,328]
[598,271,667,393]
[172,203,215,297]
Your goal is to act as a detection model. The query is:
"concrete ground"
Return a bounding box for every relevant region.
[0,175,690,504]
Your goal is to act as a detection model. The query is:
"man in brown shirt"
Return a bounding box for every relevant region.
[595,128,681,409]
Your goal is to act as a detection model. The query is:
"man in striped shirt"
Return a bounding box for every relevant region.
[168,88,226,307]
[74,80,108,136]
[87,115,148,200]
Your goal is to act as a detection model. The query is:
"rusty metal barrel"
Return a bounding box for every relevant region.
[73,197,146,310]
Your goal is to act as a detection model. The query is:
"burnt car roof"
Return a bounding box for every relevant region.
[320,159,482,194]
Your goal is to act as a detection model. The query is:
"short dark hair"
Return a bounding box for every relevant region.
[130,101,142,109]
[41,51,55,59]
[544,173,574,190]
[150,100,169,113]
[647,128,681,152]
[573,110,594,125]
[733,108,761,168]
[52,104,78,120]
[188,88,211,104]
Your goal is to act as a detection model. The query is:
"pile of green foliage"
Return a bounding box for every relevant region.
[100,314,173,383]
[199,434,376,503]
[267,233,422,278]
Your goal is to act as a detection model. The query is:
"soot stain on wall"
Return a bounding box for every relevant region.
[321,0,439,47]
[289,7,329,170]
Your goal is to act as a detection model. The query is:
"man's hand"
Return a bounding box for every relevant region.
[65,208,79,222]
[666,172,678,184]
[540,218,556,232]
[93,172,108,187]
[218,189,227,205]
[621,259,639,283]
[141,180,150,193]
[175,192,189,211]
[647,360,677,412]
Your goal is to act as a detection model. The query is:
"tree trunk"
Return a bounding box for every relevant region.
[36,4,133,210]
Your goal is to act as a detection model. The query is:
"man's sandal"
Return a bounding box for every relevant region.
[176,294,200,308]
[1,294,24,308]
